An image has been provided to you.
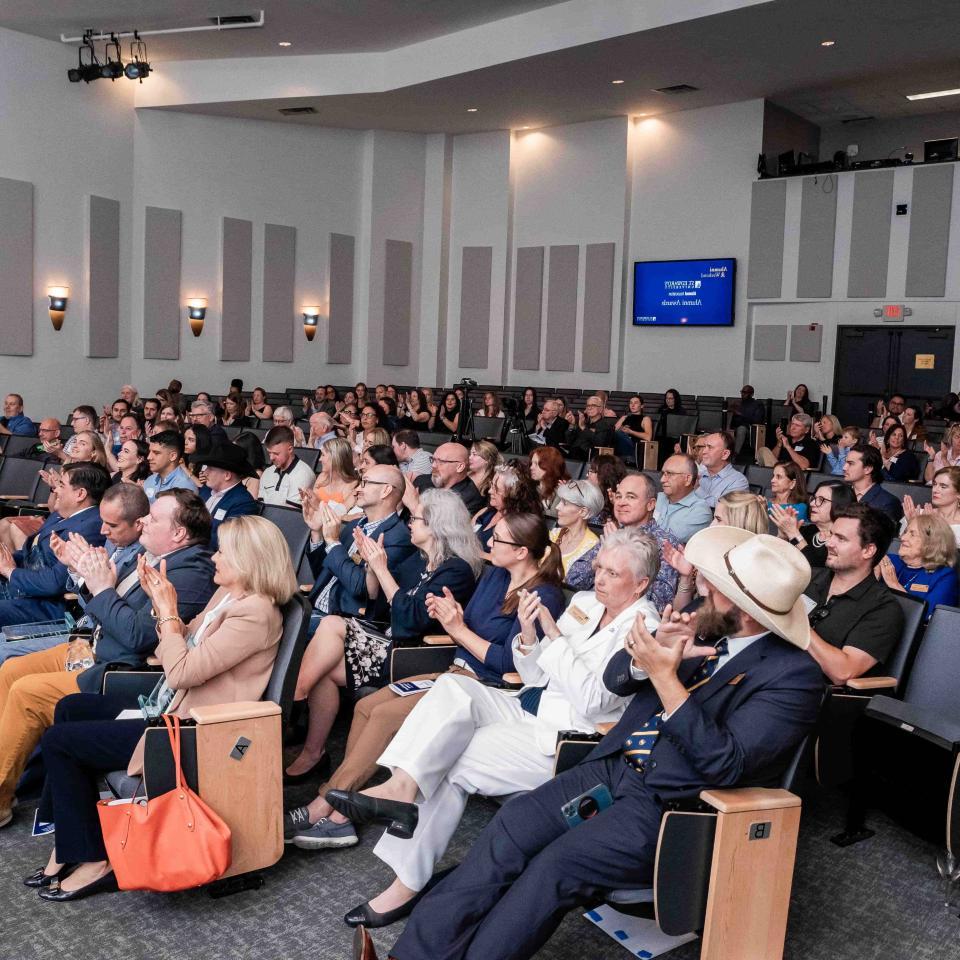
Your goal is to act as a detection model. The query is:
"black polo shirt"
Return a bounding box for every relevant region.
[414,474,487,515]
[805,568,904,670]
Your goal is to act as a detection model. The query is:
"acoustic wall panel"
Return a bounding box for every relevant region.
[327,233,354,364]
[458,246,493,369]
[789,323,823,362]
[753,324,788,361]
[220,217,252,362]
[747,180,786,299]
[512,246,544,371]
[906,165,955,298]
[262,223,296,362]
[582,242,616,374]
[0,178,33,357]
[846,171,894,298]
[87,196,120,358]
[545,245,579,372]
[383,239,413,367]
[796,175,837,298]
[142,206,182,360]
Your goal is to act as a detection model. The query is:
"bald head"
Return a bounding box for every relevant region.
[37,417,61,445]
[430,442,470,489]
[359,464,405,516]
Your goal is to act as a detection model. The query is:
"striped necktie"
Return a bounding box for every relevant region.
[622,637,729,773]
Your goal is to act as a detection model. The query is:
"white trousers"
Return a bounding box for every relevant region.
[375,672,555,891]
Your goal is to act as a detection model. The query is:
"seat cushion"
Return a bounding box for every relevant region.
[105,770,143,799]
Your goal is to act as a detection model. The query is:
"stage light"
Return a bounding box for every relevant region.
[302,306,321,341]
[100,36,124,80]
[124,35,151,82]
[47,286,69,331]
[67,36,101,83]
[186,298,207,337]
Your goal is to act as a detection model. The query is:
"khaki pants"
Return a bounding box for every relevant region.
[0,642,79,809]
[755,447,778,468]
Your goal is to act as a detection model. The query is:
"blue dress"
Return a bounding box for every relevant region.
[767,499,809,523]
[889,555,959,620]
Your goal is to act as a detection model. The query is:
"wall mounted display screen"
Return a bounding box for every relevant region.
[632,258,736,327]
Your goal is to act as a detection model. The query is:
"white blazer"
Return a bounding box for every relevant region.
[511,590,661,755]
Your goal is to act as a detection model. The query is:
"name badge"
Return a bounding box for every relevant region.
[727,673,746,686]
[909,583,929,593]
[568,605,589,624]
[214,509,227,521]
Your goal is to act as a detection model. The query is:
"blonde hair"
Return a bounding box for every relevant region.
[365,428,391,449]
[906,513,957,571]
[71,430,109,468]
[469,439,502,495]
[821,414,842,435]
[217,515,298,604]
[717,491,768,536]
[322,437,358,481]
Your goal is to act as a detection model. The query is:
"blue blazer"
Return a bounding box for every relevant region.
[78,542,217,693]
[307,512,417,620]
[594,635,824,801]
[7,508,106,601]
[200,483,259,549]
[861,482,904,524]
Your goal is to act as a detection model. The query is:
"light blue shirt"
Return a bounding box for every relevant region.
[143,465,196,503]
[696,463,749,508]
[654,491,713,544]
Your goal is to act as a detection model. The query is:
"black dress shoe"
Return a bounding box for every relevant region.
[352,925,378,960]
[326,790,418,839]
[23,864,75,889]
[344,896,418,929]
[283,752,331,786]
[38,870,118,902]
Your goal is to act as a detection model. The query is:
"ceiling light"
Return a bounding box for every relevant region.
[906,87,960,101]
[466,107,478,112]
[611,79,625,85]
[123,34,151,82]
[520,125,530,130]
[278,41,292,46]
[820,39,835,47]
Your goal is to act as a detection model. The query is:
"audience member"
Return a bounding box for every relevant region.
[397,389,431,431]
[220,394,251,428]
[924,423,960,483]
[312,437,360,515]
[563,395,615,461]
[695,431,748,507]
[112,439,150,485]
[550,479,605,588]
[771,480,856,568]
[478,391,503,419]
[613,395,653,458]
[870,393,905,428]
[822,425,859,476]
[473,463,542,553]
[729,384,766,455]
[654,454,712,543]
[877,422,919,482]
[20,418,63,461]
[99,398,130,454]
[519,387,539,432]
[273,405,306,445]
[233,431,267,499]
[901,404,926,442]
[410,442,486,515]
[428,391,461,436]
[308,412,337,449]
[359,443,399,475]
[586,453,627,524]
[758,413,816,471]
[878,513,958,619]
[904,466,960,545]
[259,426,316,506]
[246,386,273,420]
[188,400,228,445]
[183,423,213,482]
[767,462,809,524]
[143,431,196,502]
[466,440,501,498]
[786,383,815,416]
[0,393,36,437]
[528,397,568,448]
[528,445,569,511]
[843,444,903,524]
[392,430,432,479]
[193,443,259,549]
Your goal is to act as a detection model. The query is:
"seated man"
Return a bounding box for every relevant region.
[562,396,615,461]
[273,405,307,446]
[654,454,713,543]
[187,399,228,446]
[191,443,259,549]
[843,443,903,525]
[804,503,903,684]
[0,488,216,828]
[260,426,316,506]
[729,384,767,456]
[392,430,432,479]
[757,413,816,471]
[0,393,36,437]
[143,431,196,502]
[528,398,568,449]
[308,412,338,450]
[696,431,749,508]
[307,464,416,624]
[367,527,824,960]
[22,419,63,461]
[410,442,486,515]
[0,463,110,627]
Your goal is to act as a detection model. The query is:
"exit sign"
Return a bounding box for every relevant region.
[883,304,904,321]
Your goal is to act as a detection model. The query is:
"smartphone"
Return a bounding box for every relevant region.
[778,417,788,432]
[561,783,614,829]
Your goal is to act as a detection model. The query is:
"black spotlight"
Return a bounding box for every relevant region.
[124,35,151,82]
[67,35,101,83]
[100,35,124,80]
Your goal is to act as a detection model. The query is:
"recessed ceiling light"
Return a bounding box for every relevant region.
[278,41,292,47]
[611,79,625,85]
[820,39,835,47]
[466,107,478,112]
[520,125,531,129]
[906,87,960,101]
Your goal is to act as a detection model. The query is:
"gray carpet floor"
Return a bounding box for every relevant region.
[2,725,959,960]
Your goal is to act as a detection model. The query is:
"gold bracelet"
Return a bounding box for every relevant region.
[155,614,183,635]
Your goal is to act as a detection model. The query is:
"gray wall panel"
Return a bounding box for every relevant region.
[796,175,837,298]
[383,239,413,367]
[458,246,493,369]
[582,242,615,374]
[789,323,823,362]
[262,223,296,362]
[545,245,579,372]
[220,217,252,362]
[753,324,788,361]
[327,233,354,364]
[906,165,955,297]
[0,178,33,357]
[142,206,182,360]
[747,180,786,299]
[847,171,893,298]
[512,246,544,371]
[88,196,120,358]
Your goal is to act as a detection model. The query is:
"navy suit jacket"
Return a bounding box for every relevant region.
[200,483,259,549]
[594,635,823,801]
[307,512,416,620]
[7,508,106,601]
[78,542,217,693]
[860,482,904,524]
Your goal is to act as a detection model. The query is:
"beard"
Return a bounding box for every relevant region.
[695,594,743,642]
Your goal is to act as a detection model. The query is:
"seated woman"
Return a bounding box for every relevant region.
[473,463,541,553]
[26,514,297,900]
[613,395,654,459]
[771,479,856,568]
[879,422,920,482]
[285,489,483,782]
[903,466,960,546]
[877,513,959,619]
[283,512,565,850]
[312,437,359,516]
[528,445,569,512]
[468,440,501,498]
[767,462,809,527]
[550,479,605,589]
[111,438,150,486]
[245,385,273,421]
[327,529,662,928]
[586,454,627,525]
[183,424,213,484]
[220,394,251,428]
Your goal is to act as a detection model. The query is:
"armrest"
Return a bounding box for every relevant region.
[865,695,960,751]
[299,584,313,594]
[423,634,454,645]
[699,787,801,814]
[189,701,281,724]
[845,676,897,691]
[0,495,29,500]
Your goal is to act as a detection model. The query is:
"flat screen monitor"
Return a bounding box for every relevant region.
[632,258,736,327]
[924,137,958,164]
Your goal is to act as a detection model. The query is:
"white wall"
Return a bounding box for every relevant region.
[0,27,135,416]
[821,110,960,163]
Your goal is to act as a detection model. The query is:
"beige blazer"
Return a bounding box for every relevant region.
[127,588,283,774]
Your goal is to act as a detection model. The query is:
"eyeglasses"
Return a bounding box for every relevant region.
[661,469,690,477]
[360,412,377,419]
[810,495,832,507]
[491,534,524,548]
[429,456,463,465]
[359,478,397,489]
[408,515,424,523]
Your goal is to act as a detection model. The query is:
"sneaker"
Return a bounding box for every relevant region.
[284,806,313,843]
[291,817,359,850]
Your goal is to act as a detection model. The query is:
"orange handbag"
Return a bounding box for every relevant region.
[97,714,232,892]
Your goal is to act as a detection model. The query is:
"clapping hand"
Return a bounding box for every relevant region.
[564,410,576,426]
[77,546,118,595]
[819,442,832,455]
[318,502,342,544]
[355,530,388,576]
[877,555,901,590]
[138,556,179,618]
[50,531,88,574]
[425,586,465,635]
[902,494,921,521]
[603,518,619,538]
[775,426,784,444]
[517,588,541,645]
[300,487,323,532]
[0,542,15,579]
[769,502,801,541]
[662,540,694,577]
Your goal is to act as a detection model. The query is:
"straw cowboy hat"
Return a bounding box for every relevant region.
[684,527,812,650]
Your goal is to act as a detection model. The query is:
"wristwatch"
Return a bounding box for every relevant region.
[789,536,803,546]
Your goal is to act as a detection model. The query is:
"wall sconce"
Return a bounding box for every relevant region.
[186,298,207,337]
[302,305,321,341]
[47,286,69,331]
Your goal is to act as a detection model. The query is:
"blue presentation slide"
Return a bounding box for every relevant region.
[633,259,735,326]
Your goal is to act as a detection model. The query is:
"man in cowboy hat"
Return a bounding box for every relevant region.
[190,443,259,550]
[360,527,824,960]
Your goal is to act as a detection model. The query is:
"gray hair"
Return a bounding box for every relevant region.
[190,400,214,416]
[598,528,660,588]
[792,413,813,429]
[419,488,485,578]
[618,471,659,501]
[555,479,605,519]
[274,405,295,423]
